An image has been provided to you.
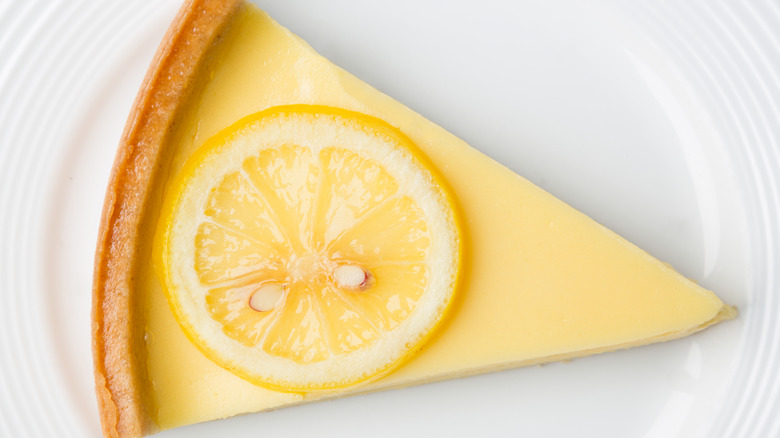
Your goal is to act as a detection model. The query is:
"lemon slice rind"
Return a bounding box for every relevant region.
[157,105,461,391]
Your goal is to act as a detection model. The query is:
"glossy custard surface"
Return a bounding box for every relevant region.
[137,5,724,429]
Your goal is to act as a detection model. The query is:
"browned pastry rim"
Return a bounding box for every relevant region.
[91,1,242,436]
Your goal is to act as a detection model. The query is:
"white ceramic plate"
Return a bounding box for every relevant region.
[1,0,777,437]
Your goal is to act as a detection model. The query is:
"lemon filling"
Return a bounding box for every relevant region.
[135,4,731,429]
[156,106,461,391]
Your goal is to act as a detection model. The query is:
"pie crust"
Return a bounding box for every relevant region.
[91,1,242,436]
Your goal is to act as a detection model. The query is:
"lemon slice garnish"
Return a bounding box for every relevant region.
[156,105,461,391]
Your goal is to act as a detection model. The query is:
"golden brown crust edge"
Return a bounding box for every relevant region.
[91,0,243,437]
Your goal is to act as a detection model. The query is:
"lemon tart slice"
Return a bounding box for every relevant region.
[92,0,735,437]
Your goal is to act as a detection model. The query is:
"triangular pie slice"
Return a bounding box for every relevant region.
[92,0,735,436]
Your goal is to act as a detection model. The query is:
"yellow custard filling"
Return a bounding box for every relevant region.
[134,5,728,429]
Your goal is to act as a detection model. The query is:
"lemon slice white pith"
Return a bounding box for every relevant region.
[157,105,461,391]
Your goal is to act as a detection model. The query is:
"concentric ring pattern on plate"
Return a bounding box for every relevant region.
[621,1,780,436]
[0,1,176,437]
[0,1,778,437]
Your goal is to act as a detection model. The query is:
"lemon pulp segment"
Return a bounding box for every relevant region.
[156,106,460,391]
[135,4,730,429]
